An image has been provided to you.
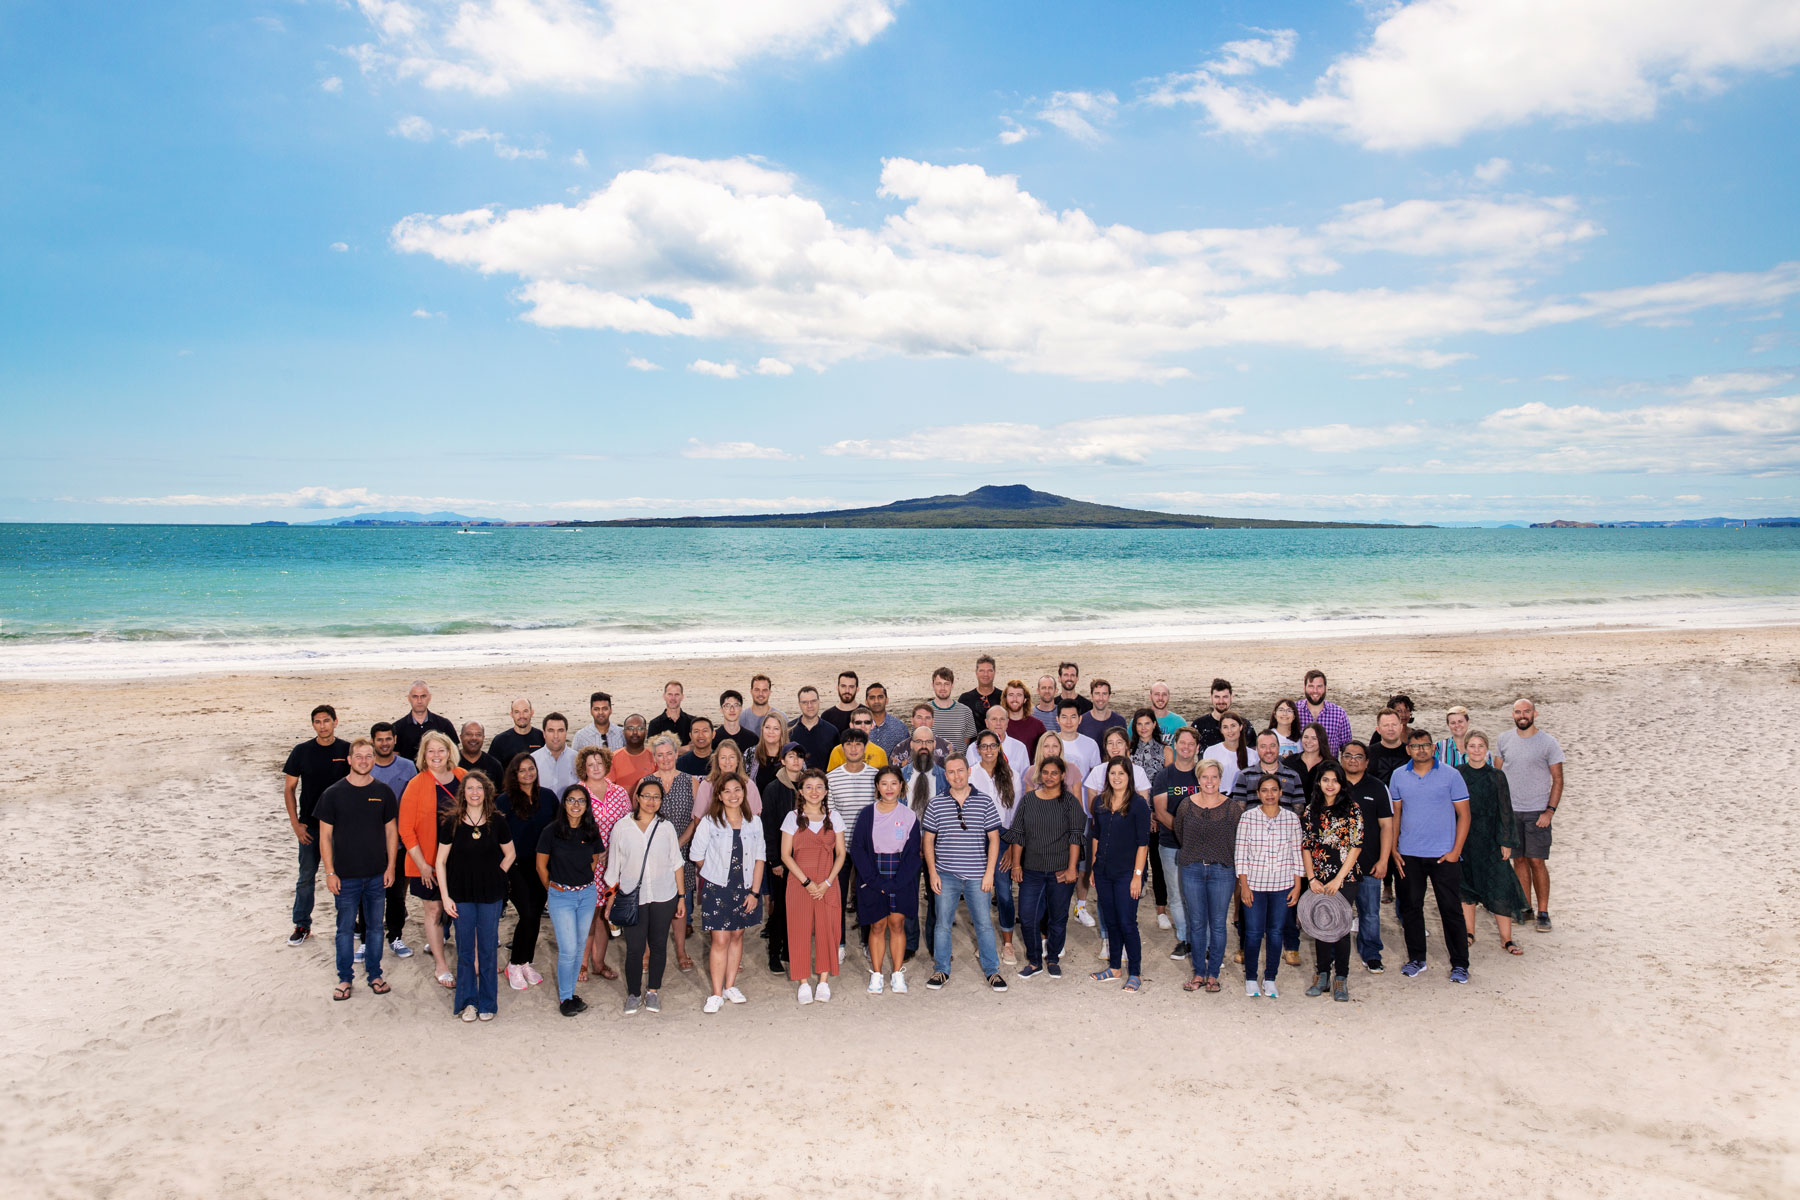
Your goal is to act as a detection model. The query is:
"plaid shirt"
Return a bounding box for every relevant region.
[1296,697,1354,756]
[1234,805,1304,892]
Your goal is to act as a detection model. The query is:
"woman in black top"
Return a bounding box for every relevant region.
[498,754,558,993]
[757,742,804,975]
[435,771,514,1022]
[536,785,602,1016]
[1284,723,1334,796]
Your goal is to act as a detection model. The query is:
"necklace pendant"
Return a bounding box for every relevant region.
[472,828,482,839]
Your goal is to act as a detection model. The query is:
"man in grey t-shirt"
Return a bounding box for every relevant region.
[1495,698,1564,933]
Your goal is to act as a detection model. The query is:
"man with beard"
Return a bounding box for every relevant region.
[957,654,1002,727]
[608,713,654,794]
[1495,698,1565,933]
[822,671,861,734]
[489,697,546,767]
[571,691,624,754]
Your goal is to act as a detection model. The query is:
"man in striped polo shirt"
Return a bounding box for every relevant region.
[922,756,1006,992]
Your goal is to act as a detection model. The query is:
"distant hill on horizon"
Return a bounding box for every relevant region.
[1530,516,1800,528]
[300,510,504,526]
[554,484,1421,530]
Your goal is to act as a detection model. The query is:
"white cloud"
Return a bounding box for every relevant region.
[1150,0,1800,149]
[625,356,661,371]
[1472,157,1512,185]
[753,356,794,375]
[452,128,547,159]
[997,117,1032,145]
[688,358,741,378]
[392,114,435,141]
[542,495,834,513]
[320,75,344,93]
[93,486,495,510]
[1035,90,1118,143]
[1453,394,1800,474]
[329,241,350,252]
[1204,28,1298,77]
[349,0,897,95]
[570,148,589,166]
[412,308,443,318]
[392,154,1797,380]
[681,438,797,460]
[1669,370,1794,397]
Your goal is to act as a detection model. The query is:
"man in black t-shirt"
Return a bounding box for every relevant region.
[1339,740,1396,972]
[787,685,840,771]
[1192,679,1233,751]
[1150,727,1204,960]
[822,670,861,733]
[316,738,399,998]
[1055,661,1093,716]
[1365,709,1412,783]
[647,680,696,746]
[392,680,456,763]
[282,704,351,945]
[956,654,1001,728]
[488,697,545,769]
[675,717,717,774]
[717,689,761,753]
[456,721,505,784]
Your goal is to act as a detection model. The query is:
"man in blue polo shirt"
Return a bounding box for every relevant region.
[922,756,1006,993]
[1388,729,1472,983]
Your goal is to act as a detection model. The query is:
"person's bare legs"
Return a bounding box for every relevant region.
[722,930,744,990]
[1496,912,1516,947]
[708,931,729,996]
[1461,901,1477,944]
[422,899,449,978]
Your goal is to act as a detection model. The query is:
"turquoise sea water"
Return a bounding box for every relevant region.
[3,524,1797,677]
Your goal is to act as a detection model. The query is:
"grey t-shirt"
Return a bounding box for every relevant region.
[1495,729,1564,813]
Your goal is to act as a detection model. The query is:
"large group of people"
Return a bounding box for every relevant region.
[284,660,1565,1017]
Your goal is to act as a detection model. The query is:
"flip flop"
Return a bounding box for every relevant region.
[1503,940,1523,955]
[368,978,391,994]
[597,965,618,981]
[1203,979,1222,993]
[332,982,352,1001]
[1183,976,1205,992]
[436,972,454,989]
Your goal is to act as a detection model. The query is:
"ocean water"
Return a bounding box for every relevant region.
[2,523,1796,678]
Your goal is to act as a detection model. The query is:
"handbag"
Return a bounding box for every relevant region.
[609,817,661,928]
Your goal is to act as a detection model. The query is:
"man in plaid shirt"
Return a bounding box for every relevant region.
[1297,669,1354,756]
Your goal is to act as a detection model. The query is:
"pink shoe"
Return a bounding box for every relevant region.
[522,964,544,986]
[505,963,527,991]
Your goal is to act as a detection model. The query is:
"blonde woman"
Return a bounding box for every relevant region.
[575,745,631,983]
[1437,706,1472,768]
[435,771,514,1021]
[694,738,762,817]
[398,730,463,990]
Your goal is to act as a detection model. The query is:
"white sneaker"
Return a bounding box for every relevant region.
[816,980,832,1003]
[522,964,543,986]
[704,994,725,1014]
[353,941,365,963]
[506,964,527,991]
[838,944,847,964]
[1075,903,1096,928]
[1261,981,1280,999]
[1244,980,1260,998]
[389,938,413,958]
[890,971,908,993]
[1097,939,1110,960]
[868,971,884,994]
[798,981,814,1005]
[1157,912,1173,930]
[461,1005,478,1021]
[722,986,747,1004]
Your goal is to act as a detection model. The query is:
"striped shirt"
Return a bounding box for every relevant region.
[923,788,1000,879]
[1234,805,1304,892]
[928,701,978,756]
[826,763,880,831]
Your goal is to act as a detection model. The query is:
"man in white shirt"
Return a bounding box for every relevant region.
[966,703,1029,779]
[572,691,625,753]
[531,713,579,798]
[1053,701,1101,805]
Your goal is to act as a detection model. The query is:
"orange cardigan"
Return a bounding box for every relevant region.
[399,768,465,878]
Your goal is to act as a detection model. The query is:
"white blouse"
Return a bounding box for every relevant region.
[602,816,685,904]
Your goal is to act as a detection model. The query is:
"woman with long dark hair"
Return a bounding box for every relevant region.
[1301,763,1364,1002]
[536,784,601,1016]
[690,775,765,1013]
[849,765,921,994]
[575,745,631,984]
[498,753,557,993]
[435,770,514,1022]
[603,776,686,1015]
[969,730,1021,963]
[1285,723,1334,795]
[1087,756,1152,992]
[1267,699,1302,756]
[1203,711,1253,796]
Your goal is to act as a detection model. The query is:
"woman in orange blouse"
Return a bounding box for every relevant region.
[399,730,464,990]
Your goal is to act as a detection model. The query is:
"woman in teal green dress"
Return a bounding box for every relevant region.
[1456,731,1531,954]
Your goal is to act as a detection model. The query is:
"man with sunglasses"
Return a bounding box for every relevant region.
[922,756,1006,993]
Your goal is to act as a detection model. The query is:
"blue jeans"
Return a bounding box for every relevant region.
[452,899,503,1014]
[1356,874,1385,964]
[992,868,1016,932]
[293,832,321,928]
[1093,868,1142,974]
[1243,889,1289,981]
[545,885,598,1002]
[933,871,999,977]
[333,875,384,983]
[1158,844,1187,933]
[1016,868,1074,967]
[1179,862,1235,978]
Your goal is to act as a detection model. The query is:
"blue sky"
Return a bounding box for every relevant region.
[4,0,1798,523]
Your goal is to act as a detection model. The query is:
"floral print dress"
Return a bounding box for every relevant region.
[1302,802,1366,886]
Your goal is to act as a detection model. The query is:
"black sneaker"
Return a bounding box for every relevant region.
[1169,941,1190,960]
[1535,911,1553,932]
[568,994,588,1013]
[1365,958,1384,974]
[286,925,310,946]
[1017,963,1044,981]
[768,955,785,975]
[1046,960,1063,979]
[926,972,949,990]
[559,998,580,1017]
[987,973,1008,992]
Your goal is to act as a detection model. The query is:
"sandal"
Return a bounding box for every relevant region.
[1203,978,1222,993]
[1503,940,1523,955]
[1089,968,1118,983]
[576,964,590,983]
[597,964,618,981]
[1122,975,1141,992]
[1467,934,1476,946]
[333,982,352,1001]
[676,955,694,972]
[436,972,454,990]
[368,978,391,994]
[1183,976,1205,992]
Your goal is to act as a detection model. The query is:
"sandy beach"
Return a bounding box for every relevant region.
[4,625,1797,1198]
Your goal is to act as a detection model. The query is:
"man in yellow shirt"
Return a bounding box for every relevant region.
[826,706,890,771]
